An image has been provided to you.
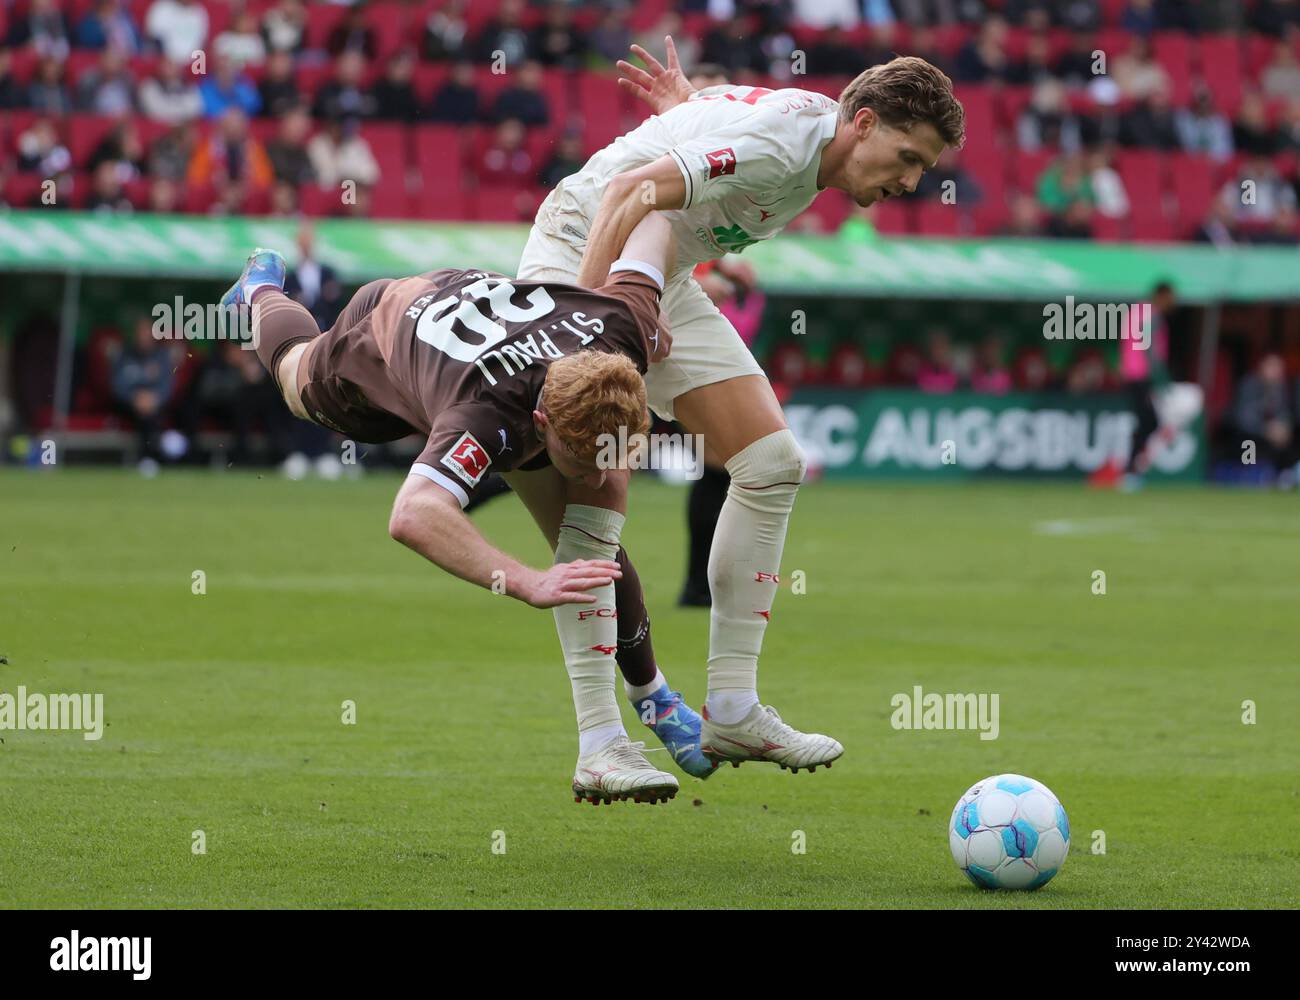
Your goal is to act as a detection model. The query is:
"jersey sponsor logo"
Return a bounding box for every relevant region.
[441,431,491,487]
[705,224,758,253]
[705,147,737,179]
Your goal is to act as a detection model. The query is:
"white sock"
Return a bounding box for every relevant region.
[624,668,666,703]
[706,690,759,724]
[705,429,806,726]
[578,722,625,757]
[552,504,627,747]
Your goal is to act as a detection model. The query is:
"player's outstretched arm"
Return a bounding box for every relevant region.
[617,36,696,115]
[575,154,685,289]
[620,211,676,281]
[388,474,622,608]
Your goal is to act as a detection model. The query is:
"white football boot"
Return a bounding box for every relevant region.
[700,703,843,773]
[572,734,680,805]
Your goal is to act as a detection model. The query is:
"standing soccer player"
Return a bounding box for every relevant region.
[517,41,966,772]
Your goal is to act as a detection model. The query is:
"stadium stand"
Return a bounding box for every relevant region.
[0,0,1295,241]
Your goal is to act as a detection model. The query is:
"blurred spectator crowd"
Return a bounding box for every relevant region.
[0,0,1297,239]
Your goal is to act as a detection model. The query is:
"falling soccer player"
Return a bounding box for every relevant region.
[515,38,966,773]
[221,214,703,805]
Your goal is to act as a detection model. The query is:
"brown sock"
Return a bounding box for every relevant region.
[614,546,657,687]
[251,289,320,394]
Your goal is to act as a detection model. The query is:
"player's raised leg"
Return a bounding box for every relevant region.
[672,373,843,773]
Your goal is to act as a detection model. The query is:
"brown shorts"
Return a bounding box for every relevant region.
[295,279,417,442]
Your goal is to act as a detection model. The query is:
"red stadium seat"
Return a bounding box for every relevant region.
[541,68,575,133]
[1152,31,1194,106]
[930,24,972,63]
[358,121,410,193]
[1099,0,1127,26]
[1196,35,1244,115]
[66,114,120,169]
[1114,150,1167,222]
[1094,29,1135,64]
[962,141,1008,215]
[971,201,1012,235]
[412,124,473,219]
[577,72,628,152]
[294,63,336,110]
[802,188,854,232]
[367,2,410,59]
[65,50,103,90]
[956,84,999,148]
[369,181,412,219]
[914,201,964,236]
[122,177,151,209]
[871,199,912,235]
[4,109,39,157]
[246,117,278,145]
[1013,149,1056,195]
[412,64,451,104]
[182,182,218,214]
[1092,215,1128,242]
[299,184,343,218]
[476,183,544,223]
[304,4,352,53]
[1245,34,1277,82]
[1130,214,1177,242]
[994,85,1034,136]
[1168,153,1217,236]
[3,173,46,208]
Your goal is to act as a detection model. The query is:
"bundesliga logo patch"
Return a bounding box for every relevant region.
[441,431,491,487]
[705,147,737,179]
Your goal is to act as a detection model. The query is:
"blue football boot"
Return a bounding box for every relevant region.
[221,247,287,308]
[631,684,715,779]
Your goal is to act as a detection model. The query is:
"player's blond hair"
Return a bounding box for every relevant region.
[839,56,966,149]
[542,351,650,462]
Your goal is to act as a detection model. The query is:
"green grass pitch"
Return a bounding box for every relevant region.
[1,470,1297,908]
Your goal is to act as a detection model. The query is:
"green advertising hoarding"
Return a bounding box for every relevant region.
[784,389,1204,480]
[0,211,1298,303]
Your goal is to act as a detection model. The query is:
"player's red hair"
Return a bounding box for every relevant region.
[542,351,650,462]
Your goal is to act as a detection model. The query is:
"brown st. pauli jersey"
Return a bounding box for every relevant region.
[296,266,662,506]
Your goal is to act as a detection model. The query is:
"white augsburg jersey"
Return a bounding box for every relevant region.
[539,85,840,279]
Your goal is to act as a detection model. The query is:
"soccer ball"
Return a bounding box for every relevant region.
[949,774,1070,890]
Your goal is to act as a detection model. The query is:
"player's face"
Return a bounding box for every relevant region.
[843,116,946,207]
[537,419,607,489]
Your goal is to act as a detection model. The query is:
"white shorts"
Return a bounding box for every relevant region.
[516,211,766,422]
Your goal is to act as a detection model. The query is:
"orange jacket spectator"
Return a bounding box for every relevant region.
[186,108,272,189]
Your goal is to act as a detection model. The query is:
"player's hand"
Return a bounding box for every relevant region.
[649,315,672,362]
[519,559,623,609]
[617,36,695,116]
